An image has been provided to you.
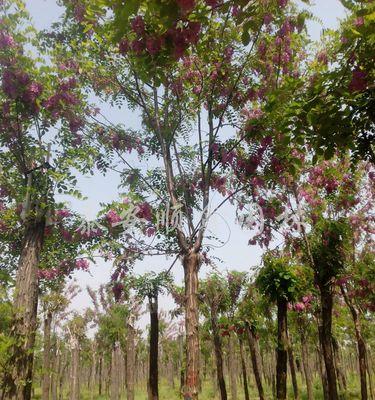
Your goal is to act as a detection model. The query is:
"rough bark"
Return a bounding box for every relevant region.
[276,298,288,400]
[148,296,159,400]
[110,342,120,400]
[183,250,200,400]
[42,311,53,400]
[228,333,237,400]
[210,309,227,400]
[126,324,136,400]
[287,335,299,400]
[239,337,250,400]
[1,221,45,400]
[300,333,313,400]
[69,337,80,400]
[245,322,265,400]
[341,285,368,400]
[319,284,339,400]
[98,355,103,397]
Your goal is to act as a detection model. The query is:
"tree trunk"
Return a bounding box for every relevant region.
[245,322,265,400]
[110,342,120,400]
[98,355,103,397]
[42,311,53,400]
[70,337,80,400]
[228,333,237,400]
[126,324,136,400]
[210,309,227,400]
[300,332,313,400]
[341,285,368,400]
[148,296,159,400]
[1,221,45,400]
[239,337,249,400]
[287,335,299,400]
[183,250,200,400]
[276,298,288,400]
[319,284,339,400]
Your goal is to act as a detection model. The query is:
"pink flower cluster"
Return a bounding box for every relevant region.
[0,30,15,49]
[293,294,313,312]
[119,15,201,60]
[56,209,72,219]
[349,68,367,92]
[106,209,122,225]
[2,69,43,113]
[75,258,90,271]
[136,202,153,222]
[38,268,61,280]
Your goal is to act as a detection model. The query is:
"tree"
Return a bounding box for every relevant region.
[132,271,173,400]
[53,1,309,397]
[0,1,94,397]
[200,273,229,400]
[256,254,300,400]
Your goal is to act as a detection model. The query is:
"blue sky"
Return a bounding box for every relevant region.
[24,0,347,316]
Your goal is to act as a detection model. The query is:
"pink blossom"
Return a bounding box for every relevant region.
[317,51,328,65]
[119,38,130,54]
[106,209,122,225]
[278,0,288,7]
[264,14,273,25]
[56,209,71,218]
[146,226,156,237]
[38,268,60,280]
[302,295,313,304]
[61,229,73,242]
[131,39,146,55]
[146,36,163,55]
[354,16,364,27]
[294,302,306,312]
[349,68,367,92]
[131,16,145,35]
[0,31,15,49]
[75,259,90,271]
[232,5,240,16]
[136,202,153,222]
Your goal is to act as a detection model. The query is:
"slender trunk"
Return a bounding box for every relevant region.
[51,340,60,400]
[276,298,288,400]
[341,285,368,400]
[239,338,249,400]
[287,335,299,400]
[317,340,329,400]
[183,251,200,400]
[332,337,347,392]
[42,311,53,400]
[70,337,80,400]
[126,323,136,400]
[300,332,313,400]
[228,333,237,400]
[245,322,265,400]
[98,355,103,396]
[110,342,120,400]
[148,296,159,400]
[319,284,339,400]
[1,221,45,400]
[210,309,227,400]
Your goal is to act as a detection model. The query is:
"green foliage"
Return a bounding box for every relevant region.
[256,254,300,303]
[309,218,352,283]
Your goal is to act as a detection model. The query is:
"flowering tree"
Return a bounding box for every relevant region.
[281,0,375,163]
[0,1,95,397]
[53,1,310,397]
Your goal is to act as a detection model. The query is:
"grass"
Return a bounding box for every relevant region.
[32,374,364,399]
